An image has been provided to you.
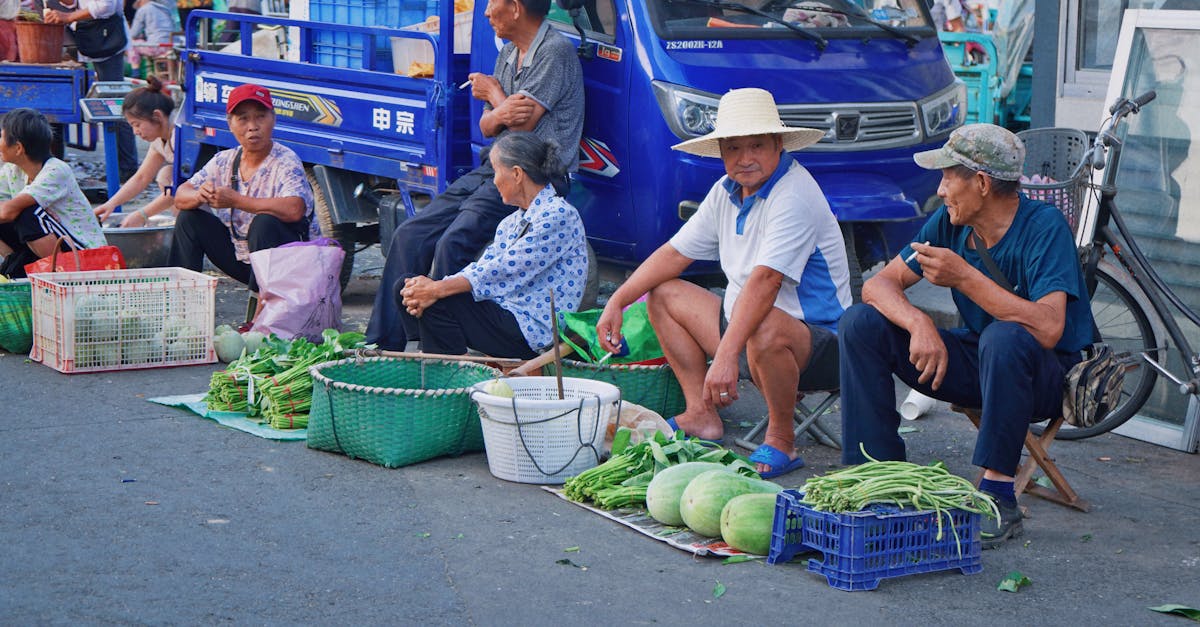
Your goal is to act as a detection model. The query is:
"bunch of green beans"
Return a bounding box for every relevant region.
[802,446,1000,551]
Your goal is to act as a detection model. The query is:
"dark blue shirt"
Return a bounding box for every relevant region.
[901,195,1094,353]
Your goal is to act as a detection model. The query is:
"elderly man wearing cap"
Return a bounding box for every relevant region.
[596,88,851,479]
[839,123,1095,548]
[170,84,320,294]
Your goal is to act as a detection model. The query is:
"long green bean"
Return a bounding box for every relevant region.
[801,444,1001,556]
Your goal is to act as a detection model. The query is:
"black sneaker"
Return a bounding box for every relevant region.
[980,497,1023,549]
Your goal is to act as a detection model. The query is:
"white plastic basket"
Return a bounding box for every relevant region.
[471,376,620,484]
[28,267,217,373]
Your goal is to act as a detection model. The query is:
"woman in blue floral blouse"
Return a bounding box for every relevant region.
[397,132,588,358]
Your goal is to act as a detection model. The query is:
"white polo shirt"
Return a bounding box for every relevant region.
[669,153,852,332]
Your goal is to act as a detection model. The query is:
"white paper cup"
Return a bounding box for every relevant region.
[899,389,936,421]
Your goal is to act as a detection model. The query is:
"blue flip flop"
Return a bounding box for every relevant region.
[749,444,805,479]
[665,417,724,445]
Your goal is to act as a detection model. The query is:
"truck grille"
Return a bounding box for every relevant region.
[778,103,921,151]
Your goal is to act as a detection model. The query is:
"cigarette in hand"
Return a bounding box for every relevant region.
[458,79,472,90]
[905,241,930,263]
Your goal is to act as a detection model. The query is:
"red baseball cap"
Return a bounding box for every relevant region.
[226,84,273,114]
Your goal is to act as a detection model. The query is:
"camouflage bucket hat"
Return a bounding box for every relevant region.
[913,123,1025,181]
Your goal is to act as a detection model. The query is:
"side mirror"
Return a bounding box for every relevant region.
[555,0,595,60]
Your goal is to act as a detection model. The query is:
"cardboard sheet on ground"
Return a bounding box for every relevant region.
[148,393,307,441]
[544,487,754,558]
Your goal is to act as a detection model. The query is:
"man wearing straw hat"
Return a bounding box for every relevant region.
[597,87,851,479]
[838,123,1095,548]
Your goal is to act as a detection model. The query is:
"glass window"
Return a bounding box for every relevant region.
[1111,25,1200,429]
[1076,0,1193,71]
[645,0,934,41]
[547,0,617,42]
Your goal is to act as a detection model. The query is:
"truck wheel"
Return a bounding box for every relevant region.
[306,167,355,291]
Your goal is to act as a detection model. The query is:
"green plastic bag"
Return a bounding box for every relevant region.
[557,301,664,364]
[0,282,33,354]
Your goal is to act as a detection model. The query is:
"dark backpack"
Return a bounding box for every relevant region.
[1062,343,1126,427]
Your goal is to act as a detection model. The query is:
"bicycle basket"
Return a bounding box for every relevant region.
[1017,128,1091,235]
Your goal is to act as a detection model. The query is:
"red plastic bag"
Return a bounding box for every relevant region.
[23,238,126,275]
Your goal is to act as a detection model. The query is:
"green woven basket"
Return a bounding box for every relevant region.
[0,282,33,354]
[307,356,499,468]
[544,360,686,418]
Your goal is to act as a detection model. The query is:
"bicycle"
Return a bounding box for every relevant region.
[1028,90,1200,440]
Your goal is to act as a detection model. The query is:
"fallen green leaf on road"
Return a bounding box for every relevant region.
[998,571,1031,593]
[738,421,755,428]
[1149,604,1200,621]
[897,426,918,434]
[556,558,586,570]
[564,546,580,552]
[416,532,431,538]
[721,555,758,564]
[1081,534,1092,543]
[1034,475,1053,489]
[713,581,726,599]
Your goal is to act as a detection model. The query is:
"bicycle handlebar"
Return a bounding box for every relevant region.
[1085,90,1158,173]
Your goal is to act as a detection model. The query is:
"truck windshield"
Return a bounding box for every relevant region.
[649,0,933,41]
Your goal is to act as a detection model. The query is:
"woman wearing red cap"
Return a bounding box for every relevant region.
[169,83,320,293]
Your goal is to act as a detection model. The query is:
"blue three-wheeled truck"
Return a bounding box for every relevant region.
[176,0,966,290]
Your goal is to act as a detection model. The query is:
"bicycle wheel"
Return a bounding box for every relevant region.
[1049,264,1159,440]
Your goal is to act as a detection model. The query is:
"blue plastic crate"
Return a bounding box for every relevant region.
[310,0,436,70]
[767,490,982,591]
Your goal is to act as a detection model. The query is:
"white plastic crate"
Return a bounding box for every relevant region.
[29,267,217,373]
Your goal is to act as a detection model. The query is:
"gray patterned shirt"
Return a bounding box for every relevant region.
[491,20,584,172]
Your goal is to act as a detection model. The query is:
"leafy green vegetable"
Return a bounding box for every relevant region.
[1148,605,1200,621]
[563,546,580,553]
[713,581,726,599]
[721,555,759,565]
[562,436,757,509]
[204,328,367,426]
[997,571,1032,593]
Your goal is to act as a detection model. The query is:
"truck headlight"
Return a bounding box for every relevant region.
[920,81,967,138]
[652,81,720,140]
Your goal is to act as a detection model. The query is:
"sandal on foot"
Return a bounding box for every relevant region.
[749,443,805,479]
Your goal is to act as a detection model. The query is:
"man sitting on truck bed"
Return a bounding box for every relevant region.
[169,83,320,295]
[366,0,585,351]
[595,88,852,479]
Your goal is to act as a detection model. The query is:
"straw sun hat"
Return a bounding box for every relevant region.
[671,88,825,158]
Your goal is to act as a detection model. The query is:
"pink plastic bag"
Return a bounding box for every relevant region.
[249,238,345,341]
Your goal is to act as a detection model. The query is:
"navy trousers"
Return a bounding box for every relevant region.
[365,163,511,350]
[395,273,535,359]
[838,303,1080,476]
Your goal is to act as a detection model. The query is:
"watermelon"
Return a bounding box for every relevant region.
[645,462,732,526]
[680,470,781,538]
[720,493,779,555]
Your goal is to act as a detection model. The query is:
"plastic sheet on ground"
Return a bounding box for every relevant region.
[148,393,307,441]
[543,486,756,558]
